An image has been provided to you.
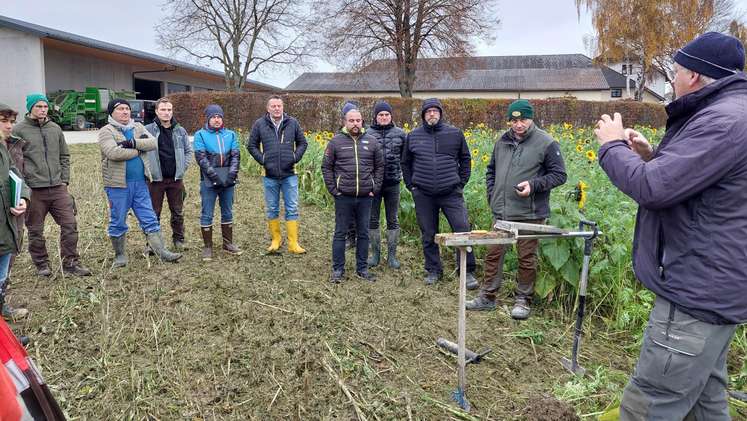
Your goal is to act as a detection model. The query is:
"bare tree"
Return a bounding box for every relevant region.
[157,0,311,91]
[311,0,499,97]
[577,0,739,101]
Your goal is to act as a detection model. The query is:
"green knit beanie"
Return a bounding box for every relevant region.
[26,93,49,113]
[507,99,533,120]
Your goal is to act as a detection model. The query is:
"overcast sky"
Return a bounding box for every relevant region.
[3,0,747,89]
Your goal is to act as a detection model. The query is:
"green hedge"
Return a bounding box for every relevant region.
[169,92,666,133]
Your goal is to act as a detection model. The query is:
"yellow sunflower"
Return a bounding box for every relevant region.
[472,148,479,157]
[586,150,596,161]
[576,144,584,153]
[315,134,322,142]
[482,154,489,163]
[577,180,588,210]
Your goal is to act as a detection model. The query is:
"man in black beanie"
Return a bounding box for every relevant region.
[595,32,746,420]
[402,98,477,286]
[366,100,406,269]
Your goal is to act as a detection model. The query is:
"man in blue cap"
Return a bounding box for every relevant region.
[595,32,747,420]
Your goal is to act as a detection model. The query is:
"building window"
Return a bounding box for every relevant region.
[621,64,628,75]
[611,88,623,98]
[167,82,191,93]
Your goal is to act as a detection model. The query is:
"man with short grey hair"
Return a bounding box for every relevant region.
[595,32,747,420]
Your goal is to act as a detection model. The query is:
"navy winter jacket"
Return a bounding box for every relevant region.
[401,99,471,195]
[367,123,405,186]
[599,72,747,324]
[246,113,307,179]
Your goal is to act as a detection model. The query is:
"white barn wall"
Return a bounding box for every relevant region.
[0,27,45,115]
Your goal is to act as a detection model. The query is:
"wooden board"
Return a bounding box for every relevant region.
[434,230,515,247]
[493,220,569,235]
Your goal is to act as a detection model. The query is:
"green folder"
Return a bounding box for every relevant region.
[9,171,22,208]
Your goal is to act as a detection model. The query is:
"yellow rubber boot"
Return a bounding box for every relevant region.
[286,220,306,254]
[267,219,282,253]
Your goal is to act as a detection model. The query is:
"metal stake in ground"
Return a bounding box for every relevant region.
[453,245,471,411]
[561,220,599,376]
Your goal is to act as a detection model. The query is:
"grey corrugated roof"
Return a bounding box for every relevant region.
[0,14,278,91]
[362,54,595,71]
[288,67,618,92]
[288,53,666,100]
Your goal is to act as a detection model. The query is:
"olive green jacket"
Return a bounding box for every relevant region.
[0,141,31,255]
[11,116,70,188]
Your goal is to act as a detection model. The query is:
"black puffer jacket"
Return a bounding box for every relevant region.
[247,113,307,179]
[367,123,405,186]
[401,98,471,195]
[322,129,384,197]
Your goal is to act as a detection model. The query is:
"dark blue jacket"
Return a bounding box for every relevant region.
[402,99,471,195]
[599,72,747,324]
[246,113,307,179]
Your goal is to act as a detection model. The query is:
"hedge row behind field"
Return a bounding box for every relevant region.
[169,92,667,133]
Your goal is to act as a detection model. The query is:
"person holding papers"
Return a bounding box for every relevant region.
[0,103,30,320]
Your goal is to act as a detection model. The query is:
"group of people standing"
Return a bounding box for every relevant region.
[0,31,745,421]
[320,97,567,320]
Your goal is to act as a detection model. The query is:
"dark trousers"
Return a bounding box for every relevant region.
[333,195,372,272]
[412,188,475,275]
[481,219,543,301]
[369,183,400,230]
[26,185,79,267]
[147,178,186,242]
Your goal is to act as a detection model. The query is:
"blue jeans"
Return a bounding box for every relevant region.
[105,181,161,237]
[0,253,12,290]
[332,195,372,273]
[263,175,299,220]
[200,184,235,226]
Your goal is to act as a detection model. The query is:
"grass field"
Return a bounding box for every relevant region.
[3,143,745,420]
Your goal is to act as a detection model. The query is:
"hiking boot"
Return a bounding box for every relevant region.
[201,226,213,261]
[110,235,128,268]
[2,303,28,320]
[146,232,182,263]
[221,223,243,255]
[386,229,401,269]
[464,272,478,290]
[330,270,344,284]
[465,295,496,311]
[62,262,92,277]
[424,272,440,285]
[511,297,531,320]
[355,269,376,282]
[173,240,187,252]
[36,263,52,277]
[367,229,381,267]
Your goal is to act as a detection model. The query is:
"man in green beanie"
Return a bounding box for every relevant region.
[12,94,92,277]
[466,99,567,319]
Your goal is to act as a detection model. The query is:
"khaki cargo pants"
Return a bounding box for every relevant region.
[620,296,737,420]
